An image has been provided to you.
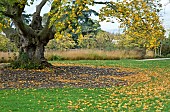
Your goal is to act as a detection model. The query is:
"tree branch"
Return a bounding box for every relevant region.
[36,0,48,15]
[30,0,48,30]
[93,1,110,5]
[39,1,59,36]
[0,11,14,18]
[12,17,28,35]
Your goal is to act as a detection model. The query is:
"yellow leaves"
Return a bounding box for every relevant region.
[68,25,72,29]
[142,2,147,8]
[0,18,11,29]
[110,0,165,49]
[0,23,3,30]
[79,34,83,40]
[50,0,87,31]
[134,15,139,21]
[66,33,72,37]
[118,7,123,12]
[75,26,81,34]
[55,32,63,40]
[17,0,27,8]
[72,29,75,33]
[104,68,169,111]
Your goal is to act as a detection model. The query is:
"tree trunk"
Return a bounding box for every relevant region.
[16,33,51,68]
[20,41,45,61]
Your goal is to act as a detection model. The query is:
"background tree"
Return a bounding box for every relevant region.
[78,34,97,49]
[0,34,17,52]
[53,7,101,48]
[46,33,76,51]
[95,31,116,50]
[161,32,170,56]
[99,0,165,50]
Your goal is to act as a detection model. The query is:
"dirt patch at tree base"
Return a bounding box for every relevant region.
[0,65,146,89]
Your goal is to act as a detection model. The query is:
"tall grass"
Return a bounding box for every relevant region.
[45,49,147,60]
[0,52,18,63]
[0,49,149,62]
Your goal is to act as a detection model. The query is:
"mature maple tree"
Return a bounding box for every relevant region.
[0,0,94,68]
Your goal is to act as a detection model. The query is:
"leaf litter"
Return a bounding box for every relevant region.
[0,65,139,89]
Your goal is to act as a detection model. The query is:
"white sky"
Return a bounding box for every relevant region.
[25,0,170,35]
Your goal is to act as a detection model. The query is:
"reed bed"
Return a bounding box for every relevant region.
[0,52,18,63]
[45,49,147,61]
[0,49,149,62]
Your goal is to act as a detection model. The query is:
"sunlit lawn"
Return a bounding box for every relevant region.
[0,59,170,111]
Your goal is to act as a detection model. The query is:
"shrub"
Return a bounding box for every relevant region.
[48,55,63,61]
[10,53,44,69]
[166,54,170,58]
[154,55,165,58]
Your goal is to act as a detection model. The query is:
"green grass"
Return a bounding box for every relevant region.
[50,59,170,69]
[0,59,170,111]
[0,87,169,111]
[1,87,169,112]
[0,88,110,111]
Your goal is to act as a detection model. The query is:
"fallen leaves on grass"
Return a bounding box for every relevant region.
[0,65,138,89]
[0,63,169,111]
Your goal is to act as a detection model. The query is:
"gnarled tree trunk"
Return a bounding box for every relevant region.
[2,0,55,68]
[19,36,47,62]
[14,15,54,67]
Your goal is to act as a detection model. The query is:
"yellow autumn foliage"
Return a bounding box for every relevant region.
[100,0,165,50]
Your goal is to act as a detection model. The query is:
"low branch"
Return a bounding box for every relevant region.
[12,18,28,35]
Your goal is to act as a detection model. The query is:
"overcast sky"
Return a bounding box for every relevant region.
[25,0,170,35]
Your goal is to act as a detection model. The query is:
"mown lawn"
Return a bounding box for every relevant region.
[0,59,170,111]
[50,59,170,69]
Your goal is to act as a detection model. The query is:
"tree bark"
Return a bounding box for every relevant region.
[15,31,52,68]
[20,40,46,61]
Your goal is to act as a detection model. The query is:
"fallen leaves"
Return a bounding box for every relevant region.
[0,65,137,89]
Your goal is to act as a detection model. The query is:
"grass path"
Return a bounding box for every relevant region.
[136,58,170,61]
[50,59,170,69]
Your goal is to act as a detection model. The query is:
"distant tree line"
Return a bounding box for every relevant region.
[1,29,170,57]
